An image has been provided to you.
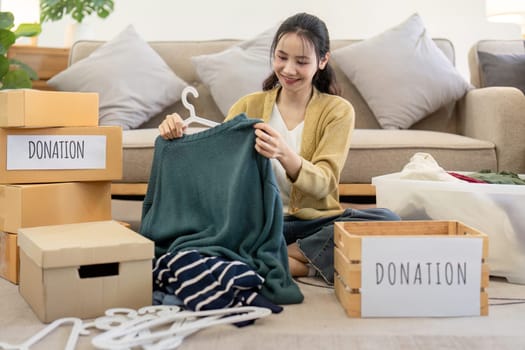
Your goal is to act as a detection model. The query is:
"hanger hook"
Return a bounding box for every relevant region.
[181,86,198,118]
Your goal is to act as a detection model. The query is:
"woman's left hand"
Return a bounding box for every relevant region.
[254,122,302,181]
[254,122,285,159]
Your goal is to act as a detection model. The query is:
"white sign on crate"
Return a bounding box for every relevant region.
[360,236,483,317]
[6,135,107,170]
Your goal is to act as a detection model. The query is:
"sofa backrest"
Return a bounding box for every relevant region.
[70,38,459,132]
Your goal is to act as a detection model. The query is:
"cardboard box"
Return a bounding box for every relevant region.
[0,89,98,128]
[373,172,525,284]
[0,231,18,284]
[18,220,154,323]
[0,126,122,184]
[334,221,489,318]
[0,181,112,233]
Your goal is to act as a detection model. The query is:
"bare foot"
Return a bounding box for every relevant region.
[288,256,308,277]
[287,243,309,277]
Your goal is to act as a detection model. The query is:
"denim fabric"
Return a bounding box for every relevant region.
[283,208,400,284]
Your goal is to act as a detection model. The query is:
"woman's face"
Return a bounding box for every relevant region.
[272,32,327,96]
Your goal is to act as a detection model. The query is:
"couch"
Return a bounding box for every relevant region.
[65,34,524,198]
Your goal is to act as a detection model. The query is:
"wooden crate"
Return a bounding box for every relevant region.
[334,220,489,318]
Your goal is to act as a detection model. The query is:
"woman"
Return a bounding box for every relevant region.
[159,12,399,284]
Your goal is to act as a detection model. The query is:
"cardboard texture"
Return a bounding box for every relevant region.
[0,126,122,184]
[333,221,490,318]
[0,181,112,233]
[0,89,98,128]
[0,231,18,284]
[18,220,154,323]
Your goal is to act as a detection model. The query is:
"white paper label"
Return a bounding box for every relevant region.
[360,236,482,317]
[6,135,107,170]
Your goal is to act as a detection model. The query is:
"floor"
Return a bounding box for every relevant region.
[1,275,525,349]
[2,199,525,349]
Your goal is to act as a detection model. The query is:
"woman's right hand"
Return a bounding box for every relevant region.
[159,113,187,140]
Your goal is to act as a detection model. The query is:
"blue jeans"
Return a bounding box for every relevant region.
[283,208,400,284]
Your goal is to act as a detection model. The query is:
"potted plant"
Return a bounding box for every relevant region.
[40,0,115,23]
[0,12,42,89]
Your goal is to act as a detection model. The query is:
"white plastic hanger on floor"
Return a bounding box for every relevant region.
[181,86,220,128]
[0,317,83,350]
[0,306,270,350]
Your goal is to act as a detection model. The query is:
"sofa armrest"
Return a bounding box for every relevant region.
[458,87,525,174]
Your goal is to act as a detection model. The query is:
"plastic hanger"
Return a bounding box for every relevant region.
[89,305,271,349]
[181,86,220,128]
[0,317,83,350]
[0,305,270,350]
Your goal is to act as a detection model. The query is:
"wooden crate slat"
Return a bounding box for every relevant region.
[334,275,361,317]
[334,223,362,260]
[334,247,361,288]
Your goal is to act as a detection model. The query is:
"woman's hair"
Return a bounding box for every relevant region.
[262,12,340,95]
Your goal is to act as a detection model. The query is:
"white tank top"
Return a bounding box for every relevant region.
[268,103,304,212]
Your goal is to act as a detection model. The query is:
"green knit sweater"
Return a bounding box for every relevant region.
[140,114,303,304]
[226,87,355,219]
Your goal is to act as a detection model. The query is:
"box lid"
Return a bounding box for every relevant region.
[0,89,98,128]
[372,172,525,195]
[18,220,154,268]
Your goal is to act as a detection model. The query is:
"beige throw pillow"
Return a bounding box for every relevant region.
[332,13,471,129]
[191,25,276,116]
[48,25,188,130]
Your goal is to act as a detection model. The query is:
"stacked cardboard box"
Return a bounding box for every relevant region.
[1,89,154,323]
[0,89,120,284]
[18,220,154,322]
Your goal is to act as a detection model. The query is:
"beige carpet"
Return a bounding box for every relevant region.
[1,276,525,349]
[2,199,525,349]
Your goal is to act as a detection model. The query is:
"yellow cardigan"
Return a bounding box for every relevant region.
[226,87,355,220]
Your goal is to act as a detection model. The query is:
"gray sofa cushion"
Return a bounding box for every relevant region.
[478,51,525,94]
[469,39,525,88]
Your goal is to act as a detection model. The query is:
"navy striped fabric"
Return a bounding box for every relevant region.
[153,250,283,313]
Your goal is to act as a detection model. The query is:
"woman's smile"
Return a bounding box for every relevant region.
[280,74,300,86]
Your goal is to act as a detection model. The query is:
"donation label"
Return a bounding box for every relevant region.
[6,135,107,170]
[360,236,482,317]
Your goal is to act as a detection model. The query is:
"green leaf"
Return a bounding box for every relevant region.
[9,58,39,80]
[0,12,41,89]
[0,29,16,55]
[95,0,114,19]
[14,23,42,39]
[40,0,114,23]
[0,55,9,78]
[40,0,67,22]
[0,12,15,30]
[1,70,32,90]
[71,8,88,23]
